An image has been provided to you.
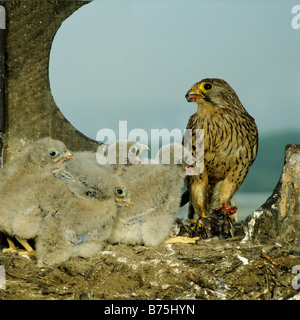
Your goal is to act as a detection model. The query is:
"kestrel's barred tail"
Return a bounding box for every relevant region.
[184,78,258,219]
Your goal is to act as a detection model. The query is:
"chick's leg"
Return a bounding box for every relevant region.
[2,235,28,255]
[16,237,36,256]
[2,235,18,253]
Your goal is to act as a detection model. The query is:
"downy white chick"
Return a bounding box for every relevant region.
[56,150,111,199]
[35,195,117,266]
[108,144,191,246]
[96,140,149,166]
[57,140,149,198]
[35,154,121,266]
[0,137,73,255]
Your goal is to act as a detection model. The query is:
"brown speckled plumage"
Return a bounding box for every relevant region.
[184,78,258,219]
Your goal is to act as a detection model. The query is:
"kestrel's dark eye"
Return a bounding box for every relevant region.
[49,151,58,157]
[200,82,214,92]
[115,188,126,197]
[204,83,212,91]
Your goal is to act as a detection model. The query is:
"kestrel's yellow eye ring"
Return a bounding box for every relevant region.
[200,82,214,92]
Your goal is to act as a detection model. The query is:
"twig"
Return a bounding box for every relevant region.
[256,248,289,272]
[176,218,193,236]
[256,248,278,266]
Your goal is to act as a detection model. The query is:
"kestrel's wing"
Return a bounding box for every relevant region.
[180,190,189,207]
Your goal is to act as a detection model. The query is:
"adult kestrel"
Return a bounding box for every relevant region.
[183,78,258,220]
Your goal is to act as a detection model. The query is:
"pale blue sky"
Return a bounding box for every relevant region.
[50,0,300,142]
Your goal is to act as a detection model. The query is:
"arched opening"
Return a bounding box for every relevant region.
[49,0,300,220]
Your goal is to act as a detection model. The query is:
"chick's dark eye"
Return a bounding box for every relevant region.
[130,147,137,154]
[49,151,58,157]
[115,188,125,196]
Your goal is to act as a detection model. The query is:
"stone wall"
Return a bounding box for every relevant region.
[244,144,300,246]
[0,0,99,163]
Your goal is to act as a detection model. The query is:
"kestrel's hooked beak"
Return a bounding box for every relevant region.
[54,150,74,163]
[185,87,204,102]
[184,162,198,176]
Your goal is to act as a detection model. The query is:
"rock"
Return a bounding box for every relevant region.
[243,144,300,246]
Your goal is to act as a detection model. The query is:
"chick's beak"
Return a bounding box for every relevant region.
[136,144,150,159]
[138,144,150,155]
[54,150,74,163]
[128,143,150,164]
[64,151,74,160]
[123,195,132,208]
[115,196,133,208]
[185,87,204,102]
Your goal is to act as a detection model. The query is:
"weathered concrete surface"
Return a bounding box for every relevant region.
[0,0,99,163]
[244,144,300,246]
